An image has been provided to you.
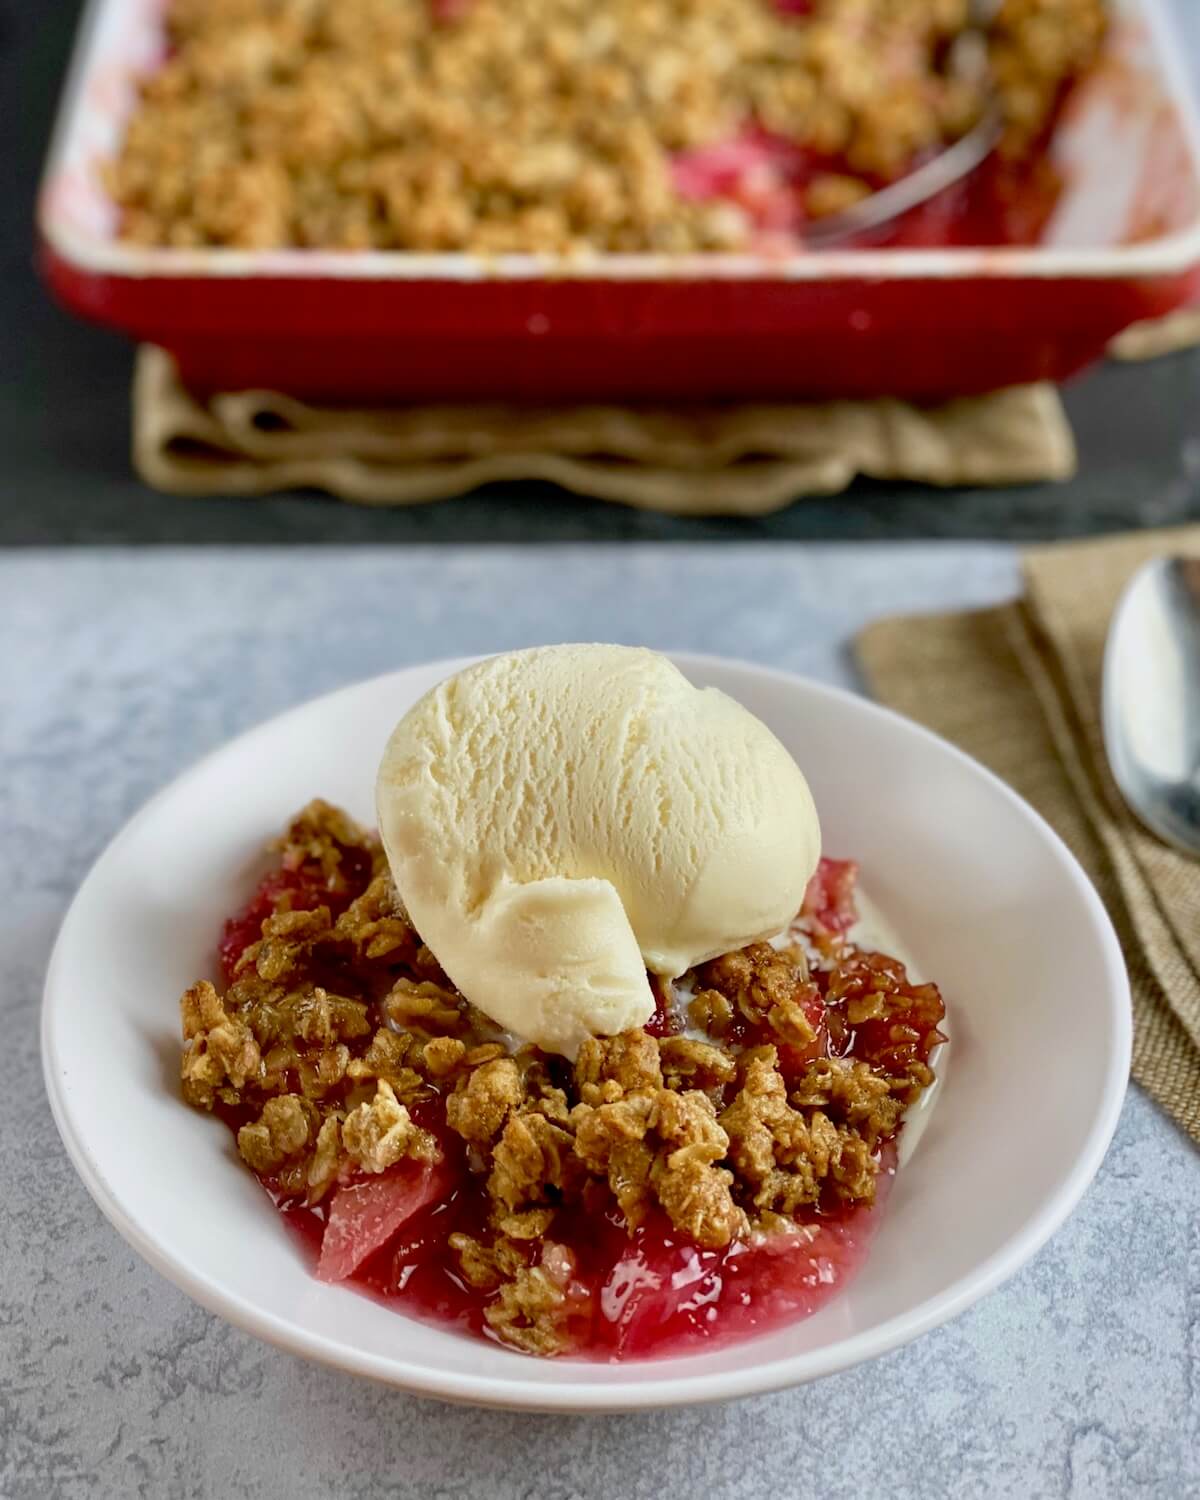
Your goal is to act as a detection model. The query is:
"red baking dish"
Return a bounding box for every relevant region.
[38,0,1200,403]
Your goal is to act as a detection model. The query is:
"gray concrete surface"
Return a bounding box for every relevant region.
[3,545,1197,1499]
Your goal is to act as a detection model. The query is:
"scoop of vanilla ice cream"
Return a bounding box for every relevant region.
[376,645,820,1057]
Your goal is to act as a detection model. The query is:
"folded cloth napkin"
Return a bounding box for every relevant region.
[132,347,1076,517]
[1108,307,1200,362]
[857,526,1200,1145]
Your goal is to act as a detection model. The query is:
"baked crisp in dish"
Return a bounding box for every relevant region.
[180,800,946,1359]
[110,0,1104,253]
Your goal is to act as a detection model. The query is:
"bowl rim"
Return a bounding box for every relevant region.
[40,653,1131,1411]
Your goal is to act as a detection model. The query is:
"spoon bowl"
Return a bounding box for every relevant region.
[1102,555,1200,856]
[807,4,1001,248]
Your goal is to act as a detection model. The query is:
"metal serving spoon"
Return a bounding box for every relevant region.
[805,0,1003,248]
[1102,556,1200,856]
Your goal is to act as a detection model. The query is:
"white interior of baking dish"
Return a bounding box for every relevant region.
[39,0,1200,281]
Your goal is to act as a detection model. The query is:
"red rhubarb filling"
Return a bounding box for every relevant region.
[180,805,945,1360]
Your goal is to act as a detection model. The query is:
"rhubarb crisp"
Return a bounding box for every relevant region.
[179,800,946,1359]
[109,0,1105,253]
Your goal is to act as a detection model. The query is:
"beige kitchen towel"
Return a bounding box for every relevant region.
[1109,307,1200,362]
[857,526,1200,1145]
[131,346,1077,517]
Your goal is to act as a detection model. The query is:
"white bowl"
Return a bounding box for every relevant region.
[41,654,1130,1411]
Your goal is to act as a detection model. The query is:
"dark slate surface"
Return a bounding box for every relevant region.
[7,0,1200,546]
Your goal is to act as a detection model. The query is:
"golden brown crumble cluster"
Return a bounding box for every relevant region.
[179,801,944,1355]
[110,0,1104,254]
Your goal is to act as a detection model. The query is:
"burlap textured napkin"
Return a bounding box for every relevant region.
[1108,307,1200,362]
[857,526,1200,1144]
[132,347,1076,516]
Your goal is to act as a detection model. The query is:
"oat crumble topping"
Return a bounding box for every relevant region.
[111,0,1104,253]
[179,799,946,1356]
